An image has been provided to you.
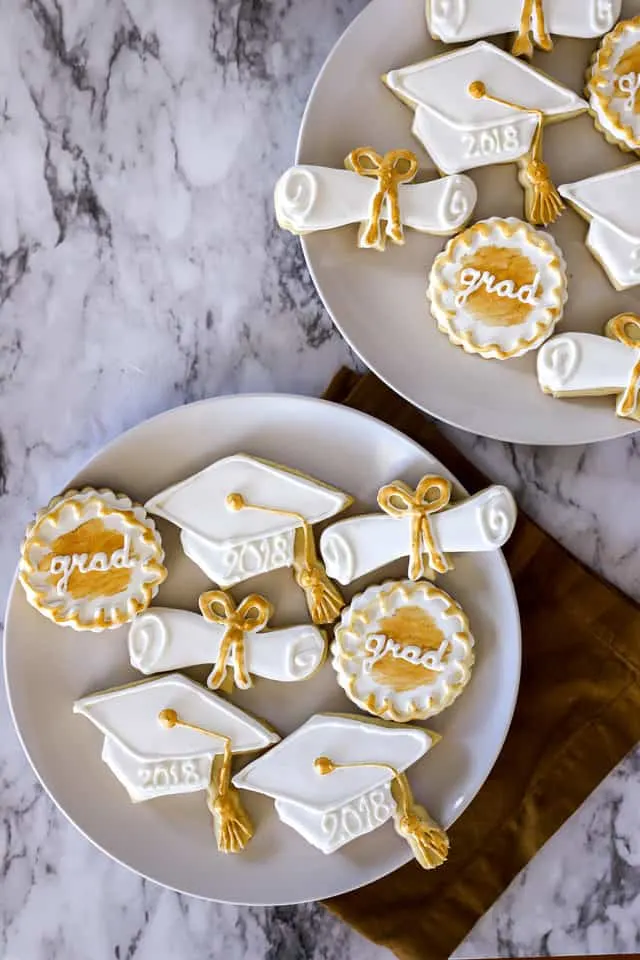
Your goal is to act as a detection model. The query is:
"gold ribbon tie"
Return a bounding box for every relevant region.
[346,148,418,250]
[377,476,452,580]
[513,0,552,57]
[199,590,272,690]
[607,313,640,419]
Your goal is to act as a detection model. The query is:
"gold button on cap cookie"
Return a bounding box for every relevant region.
[19,486,167,631]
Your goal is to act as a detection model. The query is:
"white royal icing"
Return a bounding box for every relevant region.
[233,714,433,854]
[428,218,567,359]
[384,42,587,176]
[128,607,326,683]
[320,485,516,585]
[427,0,621,45]
[74,674,279,802]
[180,528,295,587]
[589,18,640,153]
[537,332,640,419]
[332,580,474,722]
[274,166,478,239]
[559,164,640,291]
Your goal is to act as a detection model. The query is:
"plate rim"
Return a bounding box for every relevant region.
[3,392,521,904]
[295,0,640,446]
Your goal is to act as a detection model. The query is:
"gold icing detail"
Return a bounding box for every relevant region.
[226,492,345,624]
[377,476,452,579]
[46,519,133,600]
[199,590,273,691]
[370,607,450,693]
[614,42,640,113]
[345,148,418,249]
[605,313,640,418]
[468,81,563,226]
[512,0,552,57]
[588,17,640,153]
[313,754,449,870]
[157,709,253,854]
[459,246,538,326]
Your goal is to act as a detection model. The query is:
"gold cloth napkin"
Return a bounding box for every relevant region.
[322,369,640,959]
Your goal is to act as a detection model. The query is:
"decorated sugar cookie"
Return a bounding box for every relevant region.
[559,163,640,291]
[129,591,327,691]
[19,488,166,631]
[384,42,587,225]
[145,455,352,625]
[428,217,567,360]
[332,580,474,723]
[320,475,516,585]
[233,713,448,869]
[275,149,478,250]
[537,313,640,421]
[74,673,279,853]
[426,0,621,58]
[588,17,640,155]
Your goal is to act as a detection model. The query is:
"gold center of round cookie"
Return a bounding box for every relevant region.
[368,606,451,693]
[614,42,640,114]
[457,245,539,327]
[44,518,136,600]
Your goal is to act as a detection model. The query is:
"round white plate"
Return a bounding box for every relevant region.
[4,395,520,904]
[297,0,640,445]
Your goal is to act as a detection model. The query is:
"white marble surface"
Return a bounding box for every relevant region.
[1,0,640,957]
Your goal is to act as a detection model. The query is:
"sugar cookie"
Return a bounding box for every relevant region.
[332,580,474,723]
[588,16,640,155]
[428,216,567,359]
[19,487,166,631]
[233,713,449,869]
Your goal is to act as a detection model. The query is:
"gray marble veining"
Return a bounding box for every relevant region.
[2,0,640,957]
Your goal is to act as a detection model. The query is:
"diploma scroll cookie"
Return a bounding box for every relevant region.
[19,487,167,631]
[145,454,353,625]
[588,17,640,155]
[275,149,478,250]
[559,163,640,291]
[74,674,280,854]
[537,313,640,421]
[332,580,475,723]
[426,0,621,58]
[129,594,327,691]
[320,475,517,586]
[384,42,587,226]
[428,217,567,360]
[233,714,449,869]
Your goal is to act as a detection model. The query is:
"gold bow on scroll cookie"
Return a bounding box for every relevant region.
[346,148,418,250]
[377,476,453,581]
[199,590,273,691]
[606,313,640,420]
[512,0,551,57]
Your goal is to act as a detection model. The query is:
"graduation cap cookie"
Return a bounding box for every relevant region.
[145,455,352,625]
[384,42,587,225]
[332,580,475,723]
[559,163,640,291]
[129,591,327,691]
[275,149,478,251]
[321,473,516,585]
[233,713,449,869]
[19,487,166,631]
[588,16,640,155]
[74,673,279,853]
[537,313,640,421]
[426,0,621,58]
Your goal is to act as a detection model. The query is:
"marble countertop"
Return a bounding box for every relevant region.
[2,0,640,957]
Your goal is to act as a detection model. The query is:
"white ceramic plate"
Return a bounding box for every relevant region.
[297,0,640,445]
[4,395,520,904]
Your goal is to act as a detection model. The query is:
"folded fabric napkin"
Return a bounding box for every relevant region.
[322,369,640,960]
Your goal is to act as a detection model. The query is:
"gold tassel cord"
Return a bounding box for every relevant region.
[606,313,640,419]
[226,492,345,625]
[512,0,552,57]
[158,708,253,854]
[313,756,449,870]
[377,476,452,580]
[468,81,564,227]
[346,148,418,250]
[198,588,272,690]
